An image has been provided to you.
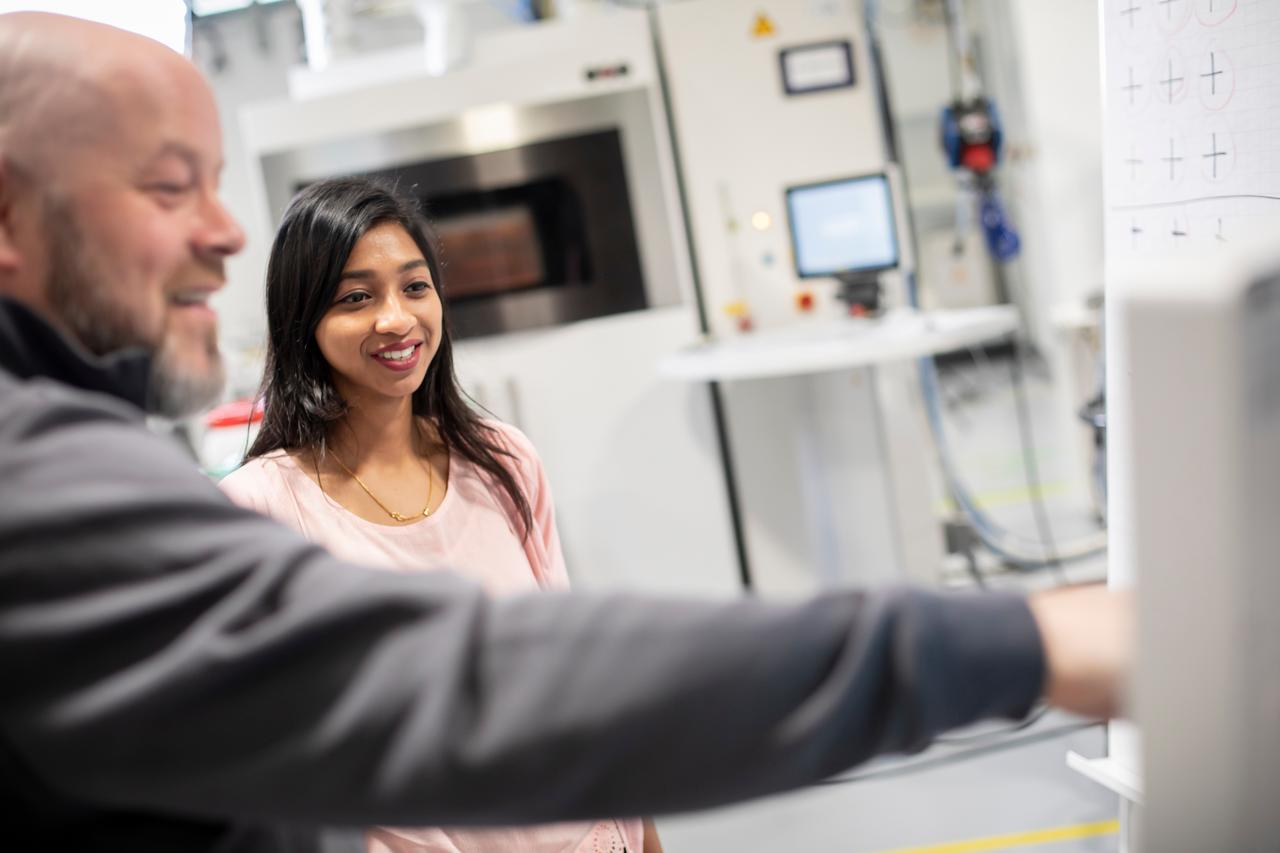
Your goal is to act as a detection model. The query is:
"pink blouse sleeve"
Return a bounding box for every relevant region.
[217,460,274,517]
[529,447,570,591]
[496,424,571,591]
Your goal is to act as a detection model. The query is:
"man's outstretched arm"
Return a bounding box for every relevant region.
[0,382,1122,828]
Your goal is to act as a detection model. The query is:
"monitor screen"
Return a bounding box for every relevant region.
[786,173,899,278]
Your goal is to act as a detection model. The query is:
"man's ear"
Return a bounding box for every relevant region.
[0,156,22,273]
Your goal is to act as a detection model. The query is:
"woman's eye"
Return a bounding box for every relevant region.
[405,281,432,295]
[337,292,370,305]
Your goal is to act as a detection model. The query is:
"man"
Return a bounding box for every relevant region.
[0,12,1129,851]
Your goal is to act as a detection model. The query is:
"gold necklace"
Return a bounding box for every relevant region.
[329,451,436,523]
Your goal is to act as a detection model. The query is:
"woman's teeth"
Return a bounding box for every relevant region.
[376,346,416,361]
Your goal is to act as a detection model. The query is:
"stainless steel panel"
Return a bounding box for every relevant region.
[257,88,683,339]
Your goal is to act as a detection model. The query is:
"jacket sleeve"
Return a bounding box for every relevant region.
[0,381,1045,828]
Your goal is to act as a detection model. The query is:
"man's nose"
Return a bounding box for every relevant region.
[195,192,246,259]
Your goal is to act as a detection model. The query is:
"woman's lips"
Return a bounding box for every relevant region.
[371,342,422,372]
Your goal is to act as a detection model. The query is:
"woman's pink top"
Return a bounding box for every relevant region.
[219,422,644,853]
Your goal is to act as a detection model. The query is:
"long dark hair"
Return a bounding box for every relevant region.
[247,176,532,540]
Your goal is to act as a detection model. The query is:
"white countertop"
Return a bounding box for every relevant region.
[659,305,1020,382]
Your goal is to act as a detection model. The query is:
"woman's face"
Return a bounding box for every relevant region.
[314,222,442,404]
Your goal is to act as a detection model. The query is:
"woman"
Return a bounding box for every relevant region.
[220,177,660,853]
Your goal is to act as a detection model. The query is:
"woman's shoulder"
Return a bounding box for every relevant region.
[479,419,534,451]
[217,450,302,502]
[476,419,544,468]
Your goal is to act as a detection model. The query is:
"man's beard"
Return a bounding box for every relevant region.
[43,198,225,418]
[147,331,226,419]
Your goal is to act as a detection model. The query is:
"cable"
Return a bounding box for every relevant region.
[1005,335,1066,580]
[916,331,1107,567]
[858,0,1106,571]
[983,219,1066,578]
[914,262,1105,568]
[962,545,987,588]
[940,0,964,104]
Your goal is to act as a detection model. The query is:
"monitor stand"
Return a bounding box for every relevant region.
[834,271,883,316]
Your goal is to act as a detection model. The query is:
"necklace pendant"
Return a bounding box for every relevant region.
[421,507,431,517]
[390,512,409,522]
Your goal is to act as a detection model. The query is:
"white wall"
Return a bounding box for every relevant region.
[194,5,300,397]
[984,0,1105,334]
[973,0,1105,501]
[876,0,1105,336]
[877,7,1002,310]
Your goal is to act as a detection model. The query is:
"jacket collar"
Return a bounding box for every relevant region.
[0,294,152,411]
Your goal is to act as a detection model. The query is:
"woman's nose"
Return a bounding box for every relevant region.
[373,295,414,335]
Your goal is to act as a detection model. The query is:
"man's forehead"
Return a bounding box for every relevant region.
[97,64,224,170]
[0,13,224,193]
[140,140,222,173]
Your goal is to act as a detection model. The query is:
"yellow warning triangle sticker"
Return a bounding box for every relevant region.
[751,12,776,38]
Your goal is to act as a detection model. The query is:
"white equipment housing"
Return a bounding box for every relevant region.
[1110,237,1280,851]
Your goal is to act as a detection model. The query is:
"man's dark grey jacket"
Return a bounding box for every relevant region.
[0,295,1045,850]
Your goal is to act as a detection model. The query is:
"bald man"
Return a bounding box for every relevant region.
[0,12,1130,852]
[0,10,241,417]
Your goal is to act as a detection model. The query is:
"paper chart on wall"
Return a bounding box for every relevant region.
[1104,0,1280,258]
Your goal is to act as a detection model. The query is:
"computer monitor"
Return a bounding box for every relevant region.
[785,172,900,280]
[1110,236,1280,851]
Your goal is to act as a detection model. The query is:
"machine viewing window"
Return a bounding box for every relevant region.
[431,206,546,299]
[424,178,586,302]
[785,173,899,279]
[335,128,646,340]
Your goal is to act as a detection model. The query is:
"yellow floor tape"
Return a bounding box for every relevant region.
[868,819,1120,853]
[936,480,1072,514]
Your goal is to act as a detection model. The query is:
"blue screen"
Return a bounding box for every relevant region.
[787,175,899,277]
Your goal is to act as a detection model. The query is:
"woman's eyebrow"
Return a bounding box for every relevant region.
[339,259,428,281]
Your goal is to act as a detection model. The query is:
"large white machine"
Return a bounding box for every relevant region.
[654,0,989,592]
[654,0,912,331]
[1109,237,1280,852]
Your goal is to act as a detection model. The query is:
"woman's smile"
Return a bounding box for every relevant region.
[371,340,423,372]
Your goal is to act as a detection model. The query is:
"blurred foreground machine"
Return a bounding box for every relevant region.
[1110,237,1280,851]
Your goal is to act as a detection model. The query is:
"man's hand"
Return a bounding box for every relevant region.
[1028,584,1133,718]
